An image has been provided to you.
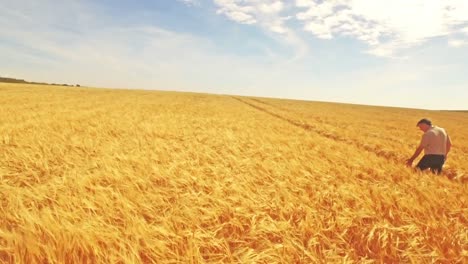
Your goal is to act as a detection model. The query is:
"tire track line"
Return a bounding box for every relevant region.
[231,96,404,164]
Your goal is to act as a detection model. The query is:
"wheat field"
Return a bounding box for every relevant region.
[0,83,466,263]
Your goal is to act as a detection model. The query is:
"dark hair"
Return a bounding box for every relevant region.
[417,118,432,126]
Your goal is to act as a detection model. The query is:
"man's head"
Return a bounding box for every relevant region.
[417,118,432,132]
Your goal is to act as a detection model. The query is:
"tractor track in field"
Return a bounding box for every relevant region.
[249,98,292,112]
[232,96,413,164]
[232,96,464,180]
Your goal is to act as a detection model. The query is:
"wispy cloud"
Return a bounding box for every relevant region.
[296,0,468,57]
[448,39,468,47]
[462,26,468,35]
[178,0,200,7]
[208,0,468,58]
[214,0,309,59]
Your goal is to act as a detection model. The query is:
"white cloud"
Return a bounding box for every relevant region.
[220,10,257,24]
[178,0,200,6]
[294,0,468,57]
[462,26,468,35]
[448,39,468,47]
[214,0,287,31]
[211,0,468,57]
[214,0,257,24]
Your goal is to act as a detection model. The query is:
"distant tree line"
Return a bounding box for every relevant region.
[0,76,80,87]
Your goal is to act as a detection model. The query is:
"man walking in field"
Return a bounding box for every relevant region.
[406,118,452,174]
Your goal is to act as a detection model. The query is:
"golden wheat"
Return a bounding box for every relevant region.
[0,83,466,263]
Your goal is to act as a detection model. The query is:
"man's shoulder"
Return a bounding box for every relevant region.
[433,126,446,132]
[424,128,435,135]
[424,127,438,136]
[430,126,448,136]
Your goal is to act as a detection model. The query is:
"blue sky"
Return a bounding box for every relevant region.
[1,0,467,109]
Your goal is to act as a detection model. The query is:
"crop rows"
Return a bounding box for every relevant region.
[0,83,466,263]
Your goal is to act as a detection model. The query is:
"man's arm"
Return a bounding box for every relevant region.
[406,145,424,166]
[445,135,452,160]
